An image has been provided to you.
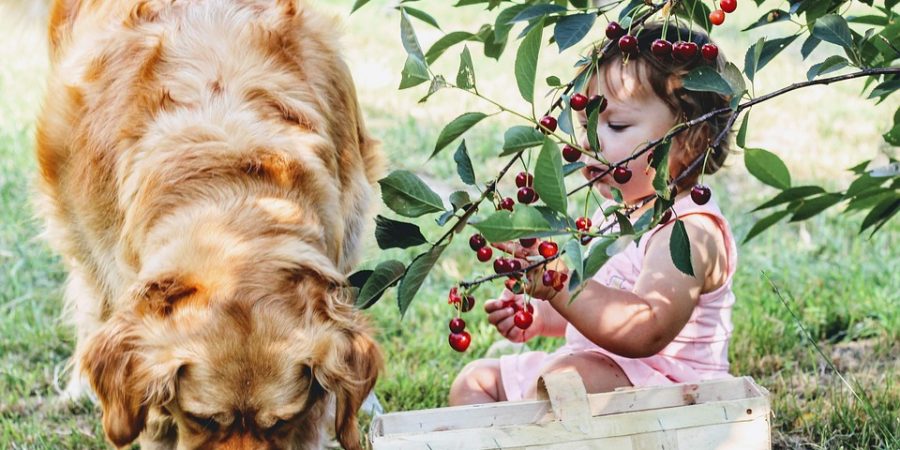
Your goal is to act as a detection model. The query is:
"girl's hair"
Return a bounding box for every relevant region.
[588,21,733,191]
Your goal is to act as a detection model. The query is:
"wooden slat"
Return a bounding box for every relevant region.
[371,396,770,450]
[372,377,768,437]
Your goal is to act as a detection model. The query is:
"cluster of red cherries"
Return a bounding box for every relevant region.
[605,1,737,64]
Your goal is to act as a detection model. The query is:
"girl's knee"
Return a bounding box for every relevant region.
[449,358,503,405]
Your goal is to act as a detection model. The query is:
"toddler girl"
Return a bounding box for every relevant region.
[449,23,737,405]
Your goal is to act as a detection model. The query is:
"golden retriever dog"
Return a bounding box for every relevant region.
[33,0,384,448]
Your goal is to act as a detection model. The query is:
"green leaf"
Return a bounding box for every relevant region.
[379,170,445,217]
[557,98,574,136]
[397,245,446,317]
[720,62,747,97]
[510,4,566,23]
[453,140,476,185]
[812,14,855,51]
[501,126,545,154]
[400,9,426,63]
[806,55,849,81]
[789,193,844,221]
[563,162,586,177]
[433,112,487,158]
[652,141,672,199]
[418,75,448,104]
[800,35,822,60]
[582,238,615,280]
[494,4,529,44]
[554,13,595,52]
[398,6,441,30]
[471,206,552,242]
[753,186,826,211]
[884,124,900,146]
[425,31,475,64]
[514,18,543,104]
[399,55,430,89]
[736,113,750,149]
[586,106,600,154]
[449,191,471,211]
[743,210,791,244]
[356,260,406,309]
[375,216,428,250]
[563,238,584,291]
[744,36,799,82]
[868,80,900,100]
[859,196,900,235]
[683,66,735,96]
[676,0,712,32]
[456,46,476,89]
[669,220,694,277]
[614,212,634,235]
[351,0,371,14]
[533,139,567,215]
[744,148,791,190]
[546,76,562,87]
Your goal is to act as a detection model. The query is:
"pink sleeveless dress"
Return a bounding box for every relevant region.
[499,194,738,401]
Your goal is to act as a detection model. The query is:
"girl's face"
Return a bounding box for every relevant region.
[575,62,678,204]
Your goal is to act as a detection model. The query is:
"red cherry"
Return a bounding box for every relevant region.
[542,270,555,286]
[538,241,558,258]
[562,145,582,163]
[673,41,698,62]
[569,93,589,111]
[501,298,517,309]
[449,331,471,352]
[508,259,523,273]
[651,39,672,58]
[498,197,515,211]
[613,166,632,184]
[605,21,626,40]
[701,43,719,61]
[476,246,493,262]
[539,115,558,134]
[493,257,511,274]
[553,272,568,291]
[618,35,639,55]
[720,0,737,13]
[588,95,608,114]
[709,9,725,26]
[519,237,537,248]
[517,186,537,204]
[514,310,533,330]
[461,295,475,312]
[515,171,533,188]
[449,317,466,333]
[660,209,673,224]
[575,217,592,231]
[691,184,712,205]
[580,234,593,246]
[469,233,486,251]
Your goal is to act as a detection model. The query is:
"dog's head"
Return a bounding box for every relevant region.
[81,267,381,449]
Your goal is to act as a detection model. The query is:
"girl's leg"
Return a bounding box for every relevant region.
[523,351,631,398]
[448,358,508,406]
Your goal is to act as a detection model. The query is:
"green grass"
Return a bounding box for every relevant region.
[1,1,898,448]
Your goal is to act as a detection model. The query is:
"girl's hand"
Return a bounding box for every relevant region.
[484,289,543,343]
[524,258,570,302]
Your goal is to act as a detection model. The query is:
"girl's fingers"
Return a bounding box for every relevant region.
[483,299,506,313]
[496,316,516,337]
[488,307,515,325]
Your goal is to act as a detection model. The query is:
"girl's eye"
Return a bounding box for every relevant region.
[609,123,630,131]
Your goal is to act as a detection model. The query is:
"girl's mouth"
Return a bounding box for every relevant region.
[585,164,610,181]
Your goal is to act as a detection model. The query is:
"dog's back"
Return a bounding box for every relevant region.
[35,0,383,312]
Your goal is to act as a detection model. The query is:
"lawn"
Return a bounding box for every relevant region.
[0,1,897,449]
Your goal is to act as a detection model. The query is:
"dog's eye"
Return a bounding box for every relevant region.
[185,412,220,431]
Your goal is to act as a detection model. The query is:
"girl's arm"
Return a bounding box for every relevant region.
[542,214,728,358]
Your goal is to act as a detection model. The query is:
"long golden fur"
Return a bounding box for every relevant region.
[34,1,384,448]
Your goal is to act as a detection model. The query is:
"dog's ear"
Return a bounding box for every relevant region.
[80,314,182,447]
[133,277,200,317]
[329,324,383,450]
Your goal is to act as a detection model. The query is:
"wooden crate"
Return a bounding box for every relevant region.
[370,372,771,449]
